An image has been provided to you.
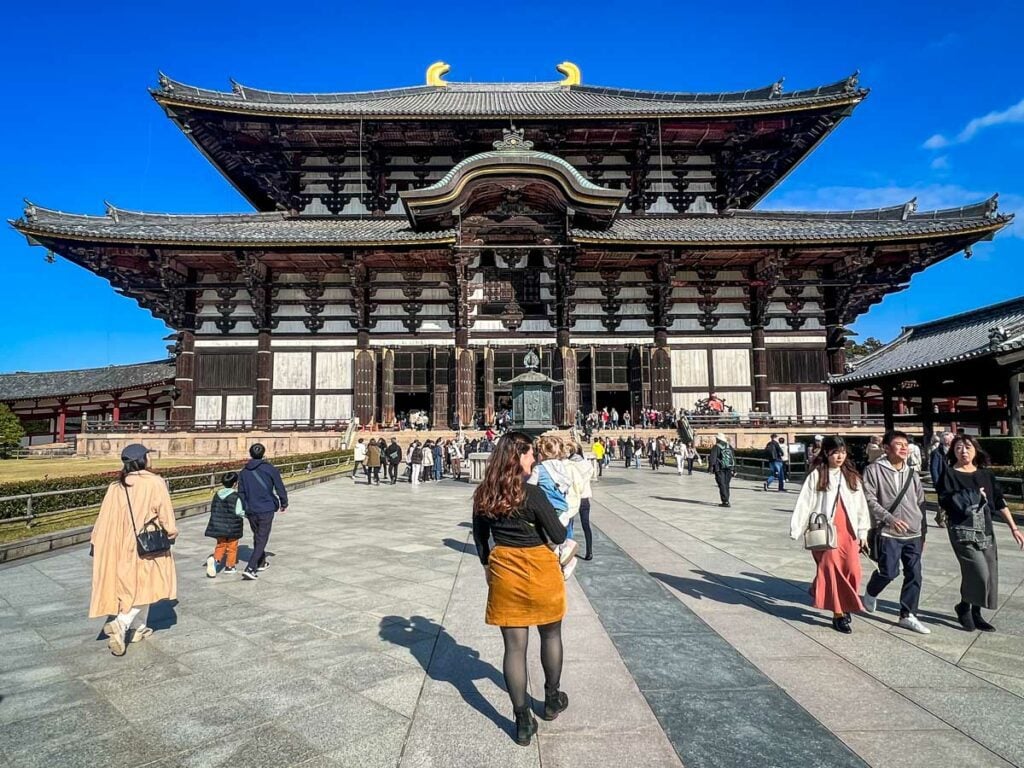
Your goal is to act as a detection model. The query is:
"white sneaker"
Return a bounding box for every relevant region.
[861,593,877,614]
[561,558,578,581]
[206,556,217,578]
[898,614,931,634]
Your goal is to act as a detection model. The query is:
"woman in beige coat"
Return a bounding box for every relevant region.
[90,444,178,656]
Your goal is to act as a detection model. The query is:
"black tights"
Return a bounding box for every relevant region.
[578,498,593,557]
[499,621,563,710]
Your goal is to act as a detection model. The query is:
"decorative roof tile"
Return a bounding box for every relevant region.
[152,73,867,118]
[0,360,175,402]
[831,296,1024,384]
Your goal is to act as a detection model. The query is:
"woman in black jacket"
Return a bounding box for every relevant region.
[473,432,568,746]
[937,435,1024,631]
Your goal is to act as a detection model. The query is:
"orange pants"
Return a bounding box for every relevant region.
[214,538,239,568]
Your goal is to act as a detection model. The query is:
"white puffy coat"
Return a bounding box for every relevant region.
[789,467,871,544]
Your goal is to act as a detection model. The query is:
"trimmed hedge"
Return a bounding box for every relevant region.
[0,449,352,521]
[978,438,1024,468]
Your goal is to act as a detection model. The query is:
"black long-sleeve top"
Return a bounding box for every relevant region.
[472,483,567,566]
[937,467,1006,536]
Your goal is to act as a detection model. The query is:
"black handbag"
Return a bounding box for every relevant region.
[125,486,172,557]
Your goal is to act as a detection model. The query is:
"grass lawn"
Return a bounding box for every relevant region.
[0,456,235,484]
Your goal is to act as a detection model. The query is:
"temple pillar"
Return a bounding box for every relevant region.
[751,326,769,413]
[650,329,672,412]
[978,392,991,437]
[380,348,395,426]
[483,346,495,425]
[111,393,122,425]
[921,391,935,447]
[255,330,271,428]
[826,323,851,418]
[432,348,449,429]
[171,330,195,429]
[353,331,376,426]
[56,400,68,443]
[454,346,476,429]
[1008,373,1021,437]
[881,383,895,432]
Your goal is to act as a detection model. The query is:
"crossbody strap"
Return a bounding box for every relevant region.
[246,466,272,494]
[124,484,139,537]
[887,470,915,515]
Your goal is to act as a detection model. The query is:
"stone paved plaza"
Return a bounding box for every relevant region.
[2,462,1024,767]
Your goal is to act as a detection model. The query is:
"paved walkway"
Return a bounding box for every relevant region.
[1,463,1023,767]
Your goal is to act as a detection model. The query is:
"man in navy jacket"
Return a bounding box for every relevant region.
[238,443,288,579]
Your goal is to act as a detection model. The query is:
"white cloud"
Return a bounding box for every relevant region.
[930,155,951,171]
[923,96,1024,149]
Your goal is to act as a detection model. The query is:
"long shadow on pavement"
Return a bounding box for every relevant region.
[442,537,476,555]
[652,570,832,627]
[378,615,510,735]
[651,496,720,506]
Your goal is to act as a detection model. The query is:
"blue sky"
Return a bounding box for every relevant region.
[2,0,1022,371]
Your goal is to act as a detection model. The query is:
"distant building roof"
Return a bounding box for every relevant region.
[13,198,1010,248]
[831,296,1024,385]
[0,360,175,402]
[152,73,866,119]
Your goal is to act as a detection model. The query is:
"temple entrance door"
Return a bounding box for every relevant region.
[595,393,631,420]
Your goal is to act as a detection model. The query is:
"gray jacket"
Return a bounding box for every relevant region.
[862,458,927,538]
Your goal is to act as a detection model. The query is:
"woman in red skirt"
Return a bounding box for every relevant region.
[473,432,568,746]
[790,436,871,633]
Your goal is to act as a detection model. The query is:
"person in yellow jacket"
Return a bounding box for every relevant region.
[591,438,605,477]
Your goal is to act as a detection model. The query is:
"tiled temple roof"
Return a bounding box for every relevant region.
[152,72,867,118]
[831,296,1024,384]
[0,360,175,402]
[12,198,1010,247]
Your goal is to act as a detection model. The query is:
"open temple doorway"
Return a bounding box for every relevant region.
[394,392,434,429]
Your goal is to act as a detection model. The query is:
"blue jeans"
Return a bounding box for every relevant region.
[765,460,785,491]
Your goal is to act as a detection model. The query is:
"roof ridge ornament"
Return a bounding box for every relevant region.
[104,201,119,223]
[157,71,174,92]
[844,70,860,94]
[557,62,581,86]
[23,199,37,223]
[493,127,534,152]
[770,78,784,98]
[986,193,1000,219]
[426,61,451,87]
[902,197,917,221]
[989,325,1009,349]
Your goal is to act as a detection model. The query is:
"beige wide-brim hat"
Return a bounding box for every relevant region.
[715,433,727,442]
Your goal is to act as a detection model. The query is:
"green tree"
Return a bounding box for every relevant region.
[0,404,26,458]
[845,336,884,358]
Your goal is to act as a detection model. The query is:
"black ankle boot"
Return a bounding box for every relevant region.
[831,614,852,634]
[541,688,569,721]
[513,706,537,746]
[971,606,996,632]
[955,602,976,632]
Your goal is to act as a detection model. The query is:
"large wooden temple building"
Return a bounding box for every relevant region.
[11,63,1013,432]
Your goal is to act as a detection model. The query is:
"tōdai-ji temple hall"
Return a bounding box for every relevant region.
[9,63,1013,441]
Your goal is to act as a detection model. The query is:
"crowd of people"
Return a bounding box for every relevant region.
[85,421,1024,748]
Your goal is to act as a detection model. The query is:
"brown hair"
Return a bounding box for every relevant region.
[472,431,533,519]
[947,434,991,468]
[812,435,860,492]
[534,435,567,461]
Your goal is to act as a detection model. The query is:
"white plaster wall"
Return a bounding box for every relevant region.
[771,391,799,416]
[225,395,253,424]
[712,349,751,388]
[801,391,829,417]
[195,395,221,424]
[273,352,312,389]
[315,394,353,421]
[273,395,310,422]
[720,391,753,414]
[315,351,354,390]
[672,349,710,387]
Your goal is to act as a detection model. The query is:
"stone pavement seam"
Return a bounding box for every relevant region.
[591,476,1024,766]
[597,484,1024,703]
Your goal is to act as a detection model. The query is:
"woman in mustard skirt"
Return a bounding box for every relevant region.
[472,431,568,746]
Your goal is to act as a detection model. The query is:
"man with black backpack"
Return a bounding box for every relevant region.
[384,438,403,485]
[861,430,929,634]
[763,433,786,492]
[238,443,288,580]
[707,433,735,508]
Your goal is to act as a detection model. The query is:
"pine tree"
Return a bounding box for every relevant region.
[0,404,26,458]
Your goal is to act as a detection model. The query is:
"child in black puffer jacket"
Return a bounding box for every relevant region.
[205,472,245,577]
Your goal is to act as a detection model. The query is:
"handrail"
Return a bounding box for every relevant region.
[82,418,354,433]
[0,455,352,526]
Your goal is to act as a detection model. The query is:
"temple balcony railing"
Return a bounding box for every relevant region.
[82,418,354,434]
